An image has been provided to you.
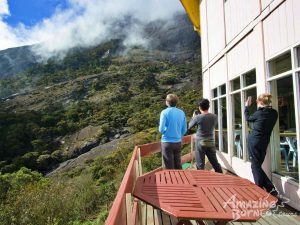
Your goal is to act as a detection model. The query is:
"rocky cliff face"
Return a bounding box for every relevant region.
[0,45,38,79]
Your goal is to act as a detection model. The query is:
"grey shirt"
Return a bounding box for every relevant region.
[188,113,218,139]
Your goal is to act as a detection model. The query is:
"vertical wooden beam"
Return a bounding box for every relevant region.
[190,135,194,168]
[126,193,133,225]
[138,147,143,176]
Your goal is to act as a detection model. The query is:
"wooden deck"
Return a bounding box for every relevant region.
[141,202,300,225]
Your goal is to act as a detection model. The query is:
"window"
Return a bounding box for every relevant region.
[243,70,256,87]
[268,48,299,182]
[270,76,297,180]
[297,46,300,68]
[212,100,219,149]
[221,84,226,95]
[211,84,228,153]
[230,70,257,160]
[232,93,242,158]
[232,77,240,91]
[213,88,218,98]
[269,52,292,77]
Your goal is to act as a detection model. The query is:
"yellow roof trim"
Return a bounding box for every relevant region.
[180,0,200,34]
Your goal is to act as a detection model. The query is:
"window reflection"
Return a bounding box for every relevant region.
[245,88,257,161]
[221,84,226,95]
[213,88,218,98]
[244,70,256,87]
[213,100,219,149]
[269,52,292,77]
[232,93,242,158]
[272,76,298,180]
[232,77,240,91]
[221,98,228,153]
[297,47,300,68]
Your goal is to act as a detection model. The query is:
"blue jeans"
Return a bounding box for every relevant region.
[195,138,222,173]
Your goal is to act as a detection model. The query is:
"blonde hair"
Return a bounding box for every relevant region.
[257,93,272,106]
[166,94,179,107]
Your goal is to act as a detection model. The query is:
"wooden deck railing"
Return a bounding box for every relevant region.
[105,135,193,225]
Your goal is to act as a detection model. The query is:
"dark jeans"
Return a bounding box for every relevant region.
[161,142,182,169]
[248,134,276,194]
[195,138,222,173]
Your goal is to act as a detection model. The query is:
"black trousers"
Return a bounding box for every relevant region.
[195,138,222,173]
[161,142,182,169]
[248,134,275,193]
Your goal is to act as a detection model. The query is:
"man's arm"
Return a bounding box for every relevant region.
[188,116,198,129]
[182,115,187,136]
[159,111,166,134]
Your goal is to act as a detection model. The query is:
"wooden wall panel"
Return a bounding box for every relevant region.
[261,0,274,10]
[209,57,227,89]
[203,70,210,99]
[263,0,297,59]
[293,0,300,44]
[200,0,209,67]
[224,0,260,43]
[227,31,259,80]
[206,0,226,61]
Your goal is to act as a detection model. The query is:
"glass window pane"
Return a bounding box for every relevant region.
[297,47,300,68]
[213,100,219,149]
[221,97,228,153]
[272,76,298,181]
[245,88,257,161]
[232,93,242,158]
[232,77,240,91]
[243,70,256,87]
[221,84,226,95]
[213,88,218,98]
[269,51,292,77]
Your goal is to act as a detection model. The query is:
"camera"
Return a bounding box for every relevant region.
[194,110,200,115]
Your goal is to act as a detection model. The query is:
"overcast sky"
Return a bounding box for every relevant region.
[0,0,184,59]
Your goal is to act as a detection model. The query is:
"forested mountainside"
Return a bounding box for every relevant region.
[0,13,202,225]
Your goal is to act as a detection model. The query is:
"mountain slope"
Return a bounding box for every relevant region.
[0,13,202,225]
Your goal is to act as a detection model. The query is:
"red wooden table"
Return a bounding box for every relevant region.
[133,170,278,225]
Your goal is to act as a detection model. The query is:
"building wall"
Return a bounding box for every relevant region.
[206,0,226,62]
[201,0,300,210]
[263,0,300,59]
[224,0,260,44]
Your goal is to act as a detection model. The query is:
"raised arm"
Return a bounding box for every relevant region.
[188,116,198,129]
[244,106,258,122]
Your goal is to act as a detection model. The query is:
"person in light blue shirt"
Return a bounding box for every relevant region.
[159,94,187,169]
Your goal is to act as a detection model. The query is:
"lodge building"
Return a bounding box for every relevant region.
[184,0,300,210]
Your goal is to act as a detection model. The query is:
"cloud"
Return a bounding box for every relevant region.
[0,0,183,59]
[0,0,9,16]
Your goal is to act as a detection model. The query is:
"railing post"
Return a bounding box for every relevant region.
[137,147,143,176]
[126,193,133,225]
[190,135,194,169]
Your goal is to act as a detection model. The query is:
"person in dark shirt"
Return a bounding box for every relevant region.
[189,99,222,173]
[244,93,278,196]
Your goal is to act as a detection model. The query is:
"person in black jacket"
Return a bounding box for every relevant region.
[245,93,278,196]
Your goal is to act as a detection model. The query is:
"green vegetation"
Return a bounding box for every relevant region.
[0,37,201,224]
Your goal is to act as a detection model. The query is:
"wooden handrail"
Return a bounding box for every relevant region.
[105,135,193,225]
[105,146,139,225]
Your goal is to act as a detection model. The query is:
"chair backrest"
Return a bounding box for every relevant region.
[286,137,297,152]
